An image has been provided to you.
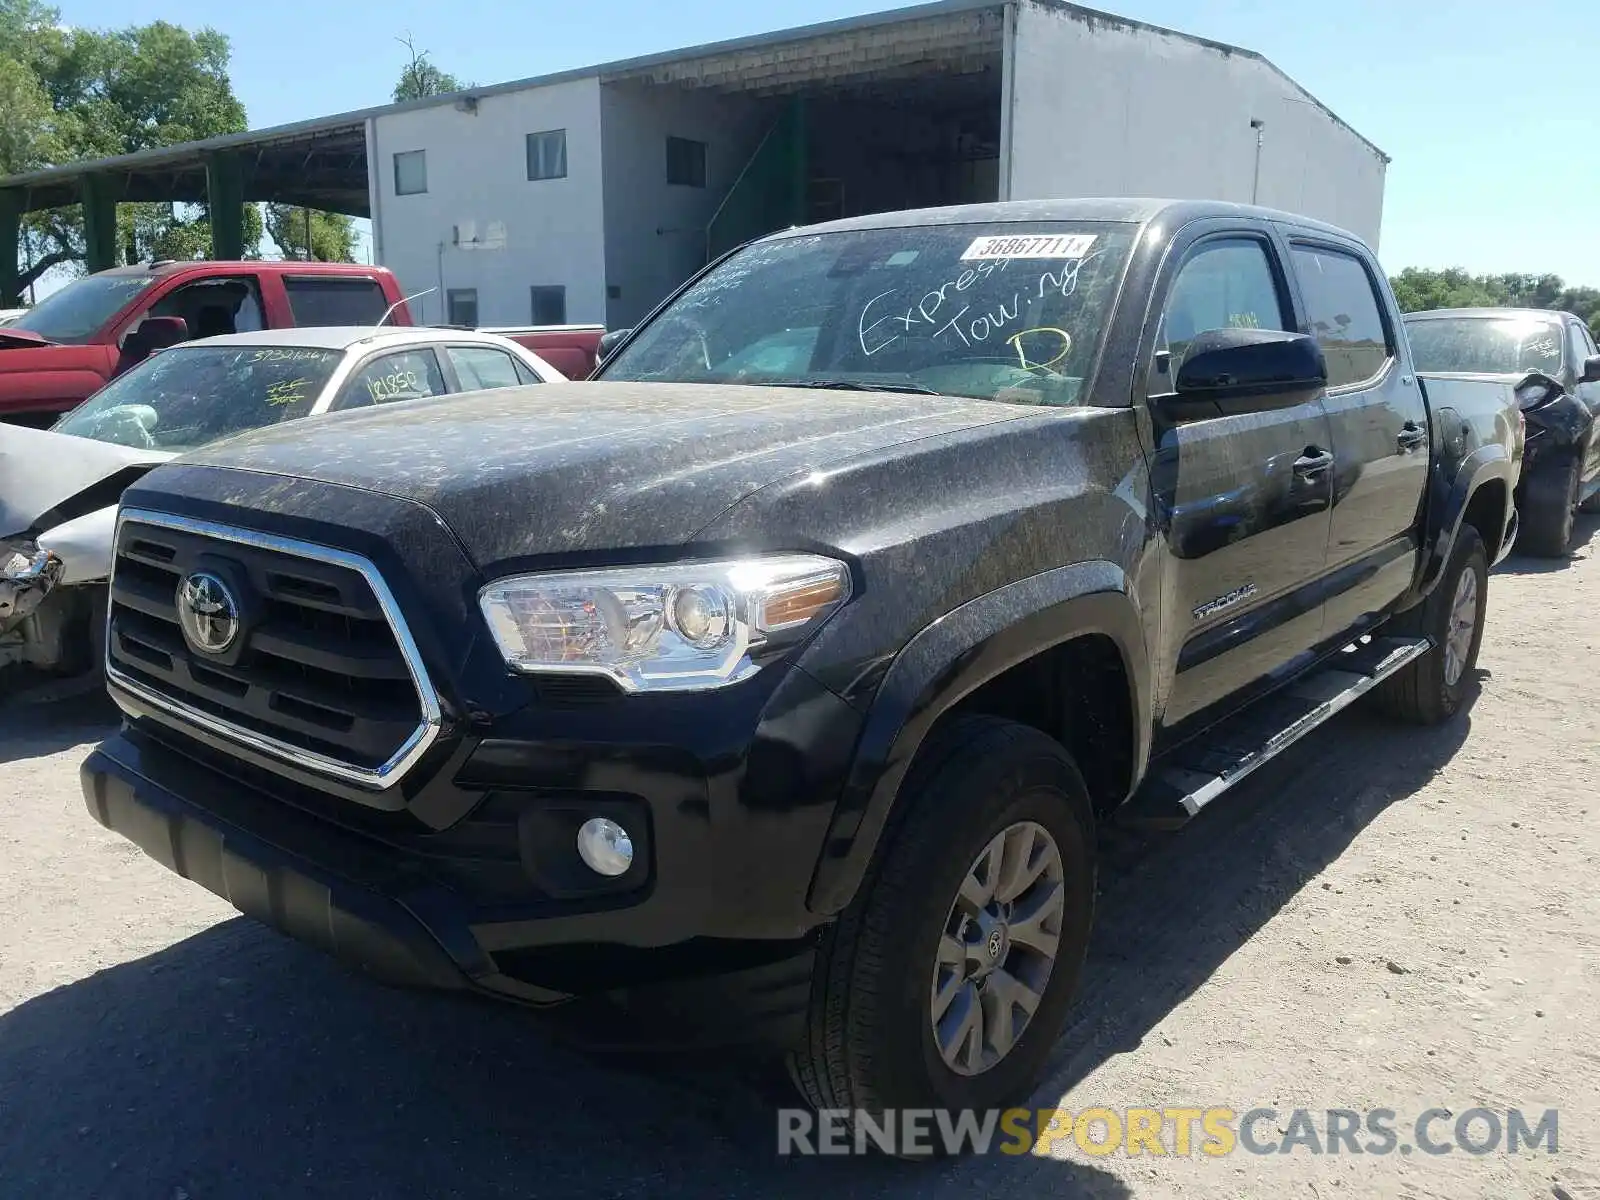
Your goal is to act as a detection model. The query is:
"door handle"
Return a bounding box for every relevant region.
[1293,449,1335,477]
[1397,422,1428,452]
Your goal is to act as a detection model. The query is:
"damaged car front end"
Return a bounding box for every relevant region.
[0,424,168,677]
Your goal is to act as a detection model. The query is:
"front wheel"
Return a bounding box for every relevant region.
[1372,525,1488,725]
[1517,454,1580,557]
[789,716,1096,1145]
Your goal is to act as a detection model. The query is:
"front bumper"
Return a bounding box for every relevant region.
[84,658,861,1045]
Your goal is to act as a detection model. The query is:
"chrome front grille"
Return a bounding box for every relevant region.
[106,510,441,789]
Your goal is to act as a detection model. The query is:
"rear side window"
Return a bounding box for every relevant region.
[284,277,392,327]
[446,345,530,390]
[1290,246,1392,388]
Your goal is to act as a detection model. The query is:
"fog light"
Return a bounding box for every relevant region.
[576,817,634,877]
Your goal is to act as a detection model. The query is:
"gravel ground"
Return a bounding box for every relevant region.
[1,518,1596,1199]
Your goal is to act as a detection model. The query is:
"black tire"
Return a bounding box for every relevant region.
[1517,454,1580,557]
[1372,525,1488,725]
[788,715,1095,1148]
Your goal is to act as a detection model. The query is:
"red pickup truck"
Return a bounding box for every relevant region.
[0,260,603,425]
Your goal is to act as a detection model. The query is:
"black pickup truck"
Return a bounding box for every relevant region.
[82,199,1519,1122]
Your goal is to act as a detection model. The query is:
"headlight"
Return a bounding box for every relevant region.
[478,554,851,692]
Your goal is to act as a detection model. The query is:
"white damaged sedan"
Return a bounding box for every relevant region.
[1,325,564,678]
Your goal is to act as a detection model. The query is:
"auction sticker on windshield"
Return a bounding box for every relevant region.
[961,234,1097,262]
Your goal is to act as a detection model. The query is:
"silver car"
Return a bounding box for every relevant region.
[1,326,565,679]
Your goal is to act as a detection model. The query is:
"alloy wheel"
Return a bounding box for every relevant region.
[930,820,1065,1076]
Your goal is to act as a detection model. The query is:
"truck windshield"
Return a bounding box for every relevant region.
[53,345,344,451]
[8,274,156,344]
[601,222,1136,405]
[1406,316,1566,376]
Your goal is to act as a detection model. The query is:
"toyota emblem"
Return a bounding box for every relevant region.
[177,571,241,655]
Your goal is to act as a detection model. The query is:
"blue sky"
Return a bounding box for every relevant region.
[55,0,1600,285]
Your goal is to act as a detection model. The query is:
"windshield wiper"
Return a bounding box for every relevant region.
[773,378,945,396]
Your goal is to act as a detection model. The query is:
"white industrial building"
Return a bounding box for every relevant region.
[367,0,1390,328]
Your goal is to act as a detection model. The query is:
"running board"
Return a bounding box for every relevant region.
[1118,636,1432,830]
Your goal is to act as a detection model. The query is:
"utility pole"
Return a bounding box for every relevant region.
[1250,119,1265,205]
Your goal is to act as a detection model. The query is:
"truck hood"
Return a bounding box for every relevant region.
[0,328,55,348]
[172,381,1029,565]
[0,424,173,542]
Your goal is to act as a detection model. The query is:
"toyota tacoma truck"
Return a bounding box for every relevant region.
[0,260,604,426]
[81,199,1519,1125]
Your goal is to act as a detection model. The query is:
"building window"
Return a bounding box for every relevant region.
[393,150,427,196]
[526,129,568,181]
[666,136,707,188]
[447,288,478,327]
[530,285,567,326]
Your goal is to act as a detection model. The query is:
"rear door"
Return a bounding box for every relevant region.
[1285,238,1430,639]
[1143,225,1335,730]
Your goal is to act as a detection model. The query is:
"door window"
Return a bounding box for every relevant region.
[1290,246,1393,388]
[1566,322,1591,374]
[334,348,448,409]
[284,277,392,326]
[148,276,265,340]
[446,345,530,390]
[1156,238,1290,377]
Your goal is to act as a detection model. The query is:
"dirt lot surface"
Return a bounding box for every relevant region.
[2,519,1596,1199]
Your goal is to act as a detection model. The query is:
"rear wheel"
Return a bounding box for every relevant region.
[789,716,1095,1148]
[1518,454,1581,557]
[1373,525,1488,725]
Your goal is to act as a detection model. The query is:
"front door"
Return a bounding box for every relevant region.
[1566,319,1600,484]
[1143,230,1335,730]
[1287,239,1430,638]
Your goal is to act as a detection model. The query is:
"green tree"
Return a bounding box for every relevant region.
[4,0,257,291]
[392,34,465,102]
[264,203,356,262]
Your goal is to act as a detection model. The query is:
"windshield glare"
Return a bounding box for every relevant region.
[9,274,156,344]
[1406,316,1566,376]
[601,223,1136,405]
[53,345,344,451]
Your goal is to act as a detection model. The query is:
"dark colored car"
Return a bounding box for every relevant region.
[80,199,1519,1134]
[1406,307,1600,556]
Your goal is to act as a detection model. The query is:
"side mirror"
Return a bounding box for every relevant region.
[596,327,632,364]
[1159,328,1327,421]
[1581,353,1600,385]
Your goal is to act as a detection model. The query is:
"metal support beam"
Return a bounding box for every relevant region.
[0,189,20,307]
[205,151,245,260]
[80,175,119,272]
[788,94,808,228]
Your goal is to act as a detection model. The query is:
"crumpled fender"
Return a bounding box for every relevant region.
[1523,390,1594,449]
[0,423,169,540]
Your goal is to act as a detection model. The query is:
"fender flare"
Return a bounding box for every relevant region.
[1415,445,1516,598]
[805,560,1151,915]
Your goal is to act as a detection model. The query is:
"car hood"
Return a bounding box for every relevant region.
[0,424,173,543]
[0,328,55,349]
[173,381,1029,565]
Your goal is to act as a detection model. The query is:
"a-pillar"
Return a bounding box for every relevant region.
[205,152,245,260]
[80,175,119,272]
[0,189,21,307]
